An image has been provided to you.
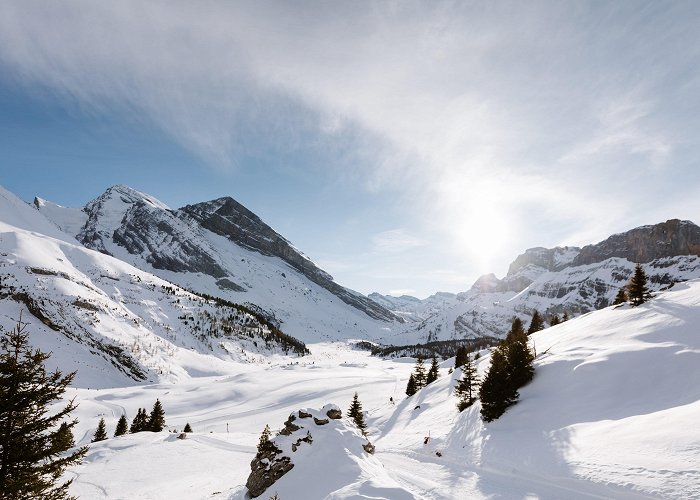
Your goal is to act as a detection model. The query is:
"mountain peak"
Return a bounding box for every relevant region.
[95,184,170,211]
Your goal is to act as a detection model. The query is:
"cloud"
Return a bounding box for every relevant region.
[1,1,699,295]
[371,229,428,254]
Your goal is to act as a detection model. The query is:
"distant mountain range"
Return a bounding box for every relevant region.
[371,219,700,345]
[3,183,700,384]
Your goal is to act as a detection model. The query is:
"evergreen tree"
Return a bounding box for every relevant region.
[549,314,561,326]
[562,311,569,322]
[183,423,193,433]
[148,399,166,432]
[454,346,469,368]
[114,415,129,437]
[508,317,525,337]
[454,355,480,411]
[405,373,417,397]
[0,316,87,498]
[526,310,544,335]
[51,422,75,453]
[257,424,272,452]
[413,355,426,389]
[92,417,108,442]
[479,318,535,422]
[505,321,535,390]
[130,408,148,433]
[478,348,514,422]
[425,355,440,385]
[612,287,628,305]
[628,263,652,306]
[346,392,367,432]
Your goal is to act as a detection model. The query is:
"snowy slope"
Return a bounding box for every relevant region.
[59,281,700,499]
[1,186,308,388]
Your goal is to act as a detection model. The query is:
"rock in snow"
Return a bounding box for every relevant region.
[246,405,378,498]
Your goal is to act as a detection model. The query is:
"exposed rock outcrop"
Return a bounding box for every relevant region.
[572,219,700,266]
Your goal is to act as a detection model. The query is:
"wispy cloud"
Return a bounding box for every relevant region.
[372,229,428,254]
[1,1,699,295]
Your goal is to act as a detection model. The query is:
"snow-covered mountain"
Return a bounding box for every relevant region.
[0,186,309,387]
[35,185,402,344]
[373,219,700,345]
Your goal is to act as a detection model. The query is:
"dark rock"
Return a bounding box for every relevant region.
[298,410,312,419]
[279,414,300,436]
[246,439,294,498]
[572,219,700,266]
[326,408,342,420]
[363,442,375,454]
[313,417,329,426]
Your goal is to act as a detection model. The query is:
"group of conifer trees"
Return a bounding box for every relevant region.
[405,354,440,396]
[91,399,169,443]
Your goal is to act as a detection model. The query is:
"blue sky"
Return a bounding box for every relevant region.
[1,1,700,298]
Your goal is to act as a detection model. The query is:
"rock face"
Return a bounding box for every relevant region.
[246,404,372,498]
[181,197,399,322]
[572,219,700,266]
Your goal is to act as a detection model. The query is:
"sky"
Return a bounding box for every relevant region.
[1,1,700,299]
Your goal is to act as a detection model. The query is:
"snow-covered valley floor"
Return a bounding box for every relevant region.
[61,281,700,500]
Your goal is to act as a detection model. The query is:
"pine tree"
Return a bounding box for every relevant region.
[257,424,272,452]
[92,417,108,442]
[405,373,417,396]
[130,408,148,433]
[148,399,166,432]
[549,314,561,326]
[478,348,514,422]
[628,263,652,306]
[454,346,469,368]
[479,318,535,422]
[562,311,569,322]
[454,355,479,411]
[183,423,193,433]
[505,321,535,390]
[114,415,129,437]
[413,355,426,389]
[526,310,544,335]
[346,392,367,432]
[612,287,628,305]
[0,316,87,498]
[51,422,75,453]
[425,355,439,385]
